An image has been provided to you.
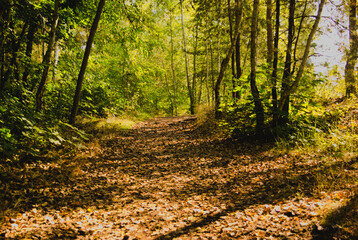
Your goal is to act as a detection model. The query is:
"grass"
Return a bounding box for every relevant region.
[77,116,137,135]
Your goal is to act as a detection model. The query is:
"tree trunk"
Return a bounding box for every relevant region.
[217,0,222,76]
[250,0,265,134]
[22,22,37,84]
[235,0,242,100]
[35,0,59,111]
[169,10,178,116]
[210,39,215,103]
[198,76,203,104]
[193,25,198,105]
[214,1,243,118]
[278,0,326,110]
[266,0,274,123]
[228,0,237,100]
[69,0,106,124]
[206,38,211,105]
[266,0,273,67]
[277,0,295,125]
[292,0,308,75]
[41,17,46,60]
[52,40,59,82]
[271,0,280,126]
[0,6,11,87]
[163,64,174,116]
[0,21,28,91]
[345,0,357,98]
[180,0,195,114]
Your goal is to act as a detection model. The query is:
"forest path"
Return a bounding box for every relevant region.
[1,116,345,239]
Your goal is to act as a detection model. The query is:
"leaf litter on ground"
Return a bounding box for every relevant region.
[0,116,357,239]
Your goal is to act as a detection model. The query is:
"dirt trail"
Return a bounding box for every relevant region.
[0,117,349,239]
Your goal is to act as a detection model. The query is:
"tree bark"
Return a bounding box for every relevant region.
[169,10,178,116]
[69,0,106,124]
[266,0,273,66]
[292,0,308,75]
[250,0,265,133]
[0,21,28,91]
[345,0,357,98]
[229,0,242,100]
[180,0,195,114]
[228,0,236,100]
[266,0,274,124]
[0,1,10,88]
[206,38,211,105]
[52,40,59,82]
[271,0,280,126]
[278,0,326,111]
[163,64,174,116]
[277,0,295,125]
[193,25,198,105]
[35,0,59,111]
[235,0,242,100]
[214,0,243,118]
[22,22,37,84]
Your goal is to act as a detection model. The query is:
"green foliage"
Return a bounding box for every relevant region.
[275,101,358,156]
[0,96,88,162]
[80,86,110,117]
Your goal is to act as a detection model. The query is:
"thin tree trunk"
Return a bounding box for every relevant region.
[180,0,194,114]
[228,0,237,100]
[52,40,59,82]
[235,0,242,100]
[163,65,174,116]
[278,0,326,109]
[271,0,280,126]
[35,0,59,111]
[277,0,295,125]
[345,0,357,97]
[198,76,203,104]
[193,25,198,105]
[0,7,11,86]
[42,17,46,60]
[22,22,37,84]
[266,0,274,125]
[292,0,308,75]
[214,2,243,118]
[217,1,222,76]
[69,0,106,124]
[266,0,273,67]
[210,39,215,103]
[0,21,28,91]
[250,0,265,133]
[169,10,178,116]
[206,38,211,105]
[205,3,211,106]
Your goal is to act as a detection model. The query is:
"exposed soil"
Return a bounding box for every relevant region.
[0,116,357,239]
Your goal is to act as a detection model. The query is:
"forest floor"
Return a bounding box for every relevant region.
[1,114,357,239]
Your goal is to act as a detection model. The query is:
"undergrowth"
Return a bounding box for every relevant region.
[275,98,358,155]
[273,99,358,239]
[213,97,358,238]
[0,96,89,163]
